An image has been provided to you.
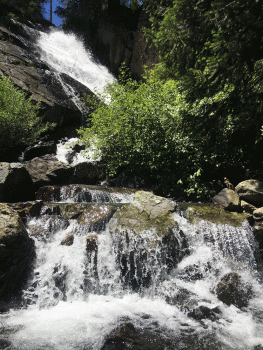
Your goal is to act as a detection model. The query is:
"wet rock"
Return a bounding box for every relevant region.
[61,233,74,246]
[0,204,35,300]
[21,141,56,161]
[0,162,35,202]
[235,179,263,206]
[216,272,253,308]
[188,305,222,321]
[253,207,263,221]
[59,185,92,202]
[86,234,98,252]
[77,205,117,231]
[212,188,240,212]
[27,223,50,241]
[241,200,257,214]
[41,204,61,216]
[109,191,187,290]
[101,323,136,350]
[8,201,43,223]
[73,162,105,185]
[24,155,74,190]
[252,222,263,249]
[60,203,83,220]
[36,185,61,202]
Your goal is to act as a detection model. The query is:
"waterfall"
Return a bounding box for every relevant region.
[2,191,263,349]
[37,30,115,95]
[1,29,263,350]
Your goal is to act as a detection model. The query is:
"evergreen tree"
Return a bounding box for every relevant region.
[0,0,47,20]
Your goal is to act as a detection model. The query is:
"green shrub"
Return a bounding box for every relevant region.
[0,75,54,150]
[79,69,207,197]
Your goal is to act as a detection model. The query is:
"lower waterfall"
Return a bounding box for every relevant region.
[1,190,263,350]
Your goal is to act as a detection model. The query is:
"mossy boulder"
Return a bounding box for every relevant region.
[109,191,187,290]
[179,203,250,227]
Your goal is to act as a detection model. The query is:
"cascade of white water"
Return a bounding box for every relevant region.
[37,30,115,95]
[2,208,263,350]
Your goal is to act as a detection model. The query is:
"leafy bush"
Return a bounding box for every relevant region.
[79,66,263,199]
[79,69,213,198]
[0,75,53,151]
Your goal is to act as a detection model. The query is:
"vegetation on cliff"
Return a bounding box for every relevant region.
[0,75,53,151]
[0,0,47,21]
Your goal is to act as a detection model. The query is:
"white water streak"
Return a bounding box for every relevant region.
[37,30,115,95]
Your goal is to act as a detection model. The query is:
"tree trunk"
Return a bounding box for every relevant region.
[49,0,52,23]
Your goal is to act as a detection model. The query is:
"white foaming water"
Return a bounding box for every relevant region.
[56,138,101,165]
[37,30,115,95]
[2,211,263,349]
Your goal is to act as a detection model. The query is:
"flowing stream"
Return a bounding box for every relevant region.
[1,30,263,350]
[1,188,263,350]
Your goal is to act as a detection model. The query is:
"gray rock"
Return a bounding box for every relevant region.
[241,200,256,214]
[212,188,240,212]
[74,162,106,185]
[216,272,253,308]
[253,207,263,221]
[0,162,35,202]
[24,155,74,190]
[236,179,263,206]
[0,203,35,300]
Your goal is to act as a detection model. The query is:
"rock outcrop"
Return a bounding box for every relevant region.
[0,203,35,301]
[0,162,35,202]
[0,10,95,160]
[24,155,74,190]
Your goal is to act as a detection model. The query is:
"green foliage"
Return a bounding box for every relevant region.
[0,0,47,20]
[0,75,54,150]
[79,67,215,198]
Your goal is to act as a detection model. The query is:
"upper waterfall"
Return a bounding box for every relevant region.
[37,30,116,95]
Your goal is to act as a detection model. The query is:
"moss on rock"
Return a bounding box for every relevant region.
[178,203,250,227]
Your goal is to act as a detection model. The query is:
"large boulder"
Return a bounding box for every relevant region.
[73,162,106,185]
[0,204,35,301]
[235,180,263,206]
[109,191,187,290]
[216,272,253,308]
[24,155,74,190]
[0,162,35,202]
[212,188,240,212]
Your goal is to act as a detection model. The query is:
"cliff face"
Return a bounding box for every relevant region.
[0,6,95,158]
[91,10,160,79]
